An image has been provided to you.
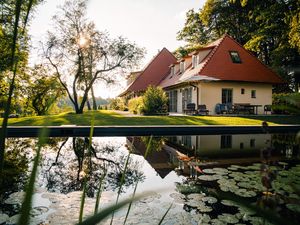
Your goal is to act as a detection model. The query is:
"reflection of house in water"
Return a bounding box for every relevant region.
[126,137,175,178]
[169,134,272,159]
[127,134,275,178]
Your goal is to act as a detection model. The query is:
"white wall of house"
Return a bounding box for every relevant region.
[173,134,271,155]
[198,81,273,114]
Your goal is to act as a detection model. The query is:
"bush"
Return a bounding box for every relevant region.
[142,86,168,115]
[128,97,144,114]
[272,93,300,114]
[109,98,127,111]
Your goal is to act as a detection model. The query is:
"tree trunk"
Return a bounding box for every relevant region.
[86,99,91,110]
[91,87,97,110]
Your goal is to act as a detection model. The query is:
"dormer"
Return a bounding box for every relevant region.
[192,54,199,68]
[170,65,175,76]
[179,60,185,74]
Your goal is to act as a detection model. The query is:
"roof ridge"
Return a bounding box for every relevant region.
[198,35,227,75]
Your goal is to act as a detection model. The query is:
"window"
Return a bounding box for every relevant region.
[240,143,244,149]
[229,51,242,63]
[250,139,255,148]
[241,88,245,94]
[251,90,256,98]
[168,90,178,112]
[192,55,198,68]
[221,135,232,149]
[180,61,185,73]
[170,66,175,77]
[222,89,233,104]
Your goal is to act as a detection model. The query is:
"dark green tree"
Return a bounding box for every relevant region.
[27,64,65,115]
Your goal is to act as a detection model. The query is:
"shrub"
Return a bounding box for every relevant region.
[128,97,144,114]
[109,98,127,111]
[272,93,300,114]
[142,86,168,115]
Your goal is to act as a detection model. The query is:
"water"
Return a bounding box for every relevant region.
[0,133,299,224]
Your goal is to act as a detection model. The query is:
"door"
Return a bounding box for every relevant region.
[182,87,192,111]
[222,89,232,105]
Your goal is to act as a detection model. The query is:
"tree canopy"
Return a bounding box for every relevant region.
[176,0,300,92]
[45,0,145,114]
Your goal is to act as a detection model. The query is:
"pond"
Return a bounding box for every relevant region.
[0,133,299,225]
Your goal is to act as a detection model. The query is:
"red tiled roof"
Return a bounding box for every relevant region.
[120,48,177,95]
[198,35,284,84]
[160,34,283,88]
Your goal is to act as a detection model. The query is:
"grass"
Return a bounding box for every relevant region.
[1,110,300,126]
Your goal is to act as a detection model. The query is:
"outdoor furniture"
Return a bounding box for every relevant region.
[197,104,209,115]
[264,105,272,114]
[233,103,262,115]
[184,103,197,115]
[215,103,230,114]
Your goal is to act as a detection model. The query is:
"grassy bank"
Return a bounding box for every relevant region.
[1,110,300,126]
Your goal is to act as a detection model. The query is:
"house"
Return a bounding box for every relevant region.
[119,48,177,100]
[120,34,284,114]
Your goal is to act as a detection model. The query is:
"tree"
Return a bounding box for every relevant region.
[45,0,144,114]
[142,86,168,115]
[177,0,300,92]
[27,64,65,115]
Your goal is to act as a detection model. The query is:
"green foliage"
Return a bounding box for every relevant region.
[142,86,168,115]
[27,64,65,115]
[272,93,300,114]
[177,0,300,89]
[109,98,127,111]
[128,96,144,114]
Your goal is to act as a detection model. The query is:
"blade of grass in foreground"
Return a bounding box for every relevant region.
[123,180,138,225]
[18,127,49,225]
[79,112,95,222]
[79,177,87,223]
[158,203,173,225]
[94,169,107,215]
[76,191,152,225]
[110,152,131,225]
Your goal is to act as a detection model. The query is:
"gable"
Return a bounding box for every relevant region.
[199,35,284,84]
[125,48,177,93]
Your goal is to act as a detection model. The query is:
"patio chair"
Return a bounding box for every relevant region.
[184,103,196,114]
[215,103,229,114]
[264,105,272,114]
[198,104,209,115]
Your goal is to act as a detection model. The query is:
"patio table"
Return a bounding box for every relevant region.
[233,104,262,115]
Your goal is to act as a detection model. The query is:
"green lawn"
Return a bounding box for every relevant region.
[1,110,300,126]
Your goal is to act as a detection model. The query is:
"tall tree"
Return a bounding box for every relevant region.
[177,0,300,91]
[45,0,144,114]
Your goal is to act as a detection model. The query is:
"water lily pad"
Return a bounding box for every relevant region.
[198,175,219,181]
[202,196,218,204]
[187,193,204,201]
[197,204,213,212]
[212,168,229,174]
[218,213,239,224]
[202,168,216,174]
[0,213,9,224]
[221,199,238,207]
[170,193,185,204]
[286,203,300,213]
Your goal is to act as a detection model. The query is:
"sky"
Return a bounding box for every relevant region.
[29,0,205,98]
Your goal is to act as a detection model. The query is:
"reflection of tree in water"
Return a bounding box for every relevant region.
[41,137,144,197]
[1,139,31,197]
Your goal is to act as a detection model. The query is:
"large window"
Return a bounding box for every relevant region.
[222,89,233,104]
[168,90,178,112]
[221,135,232,149]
